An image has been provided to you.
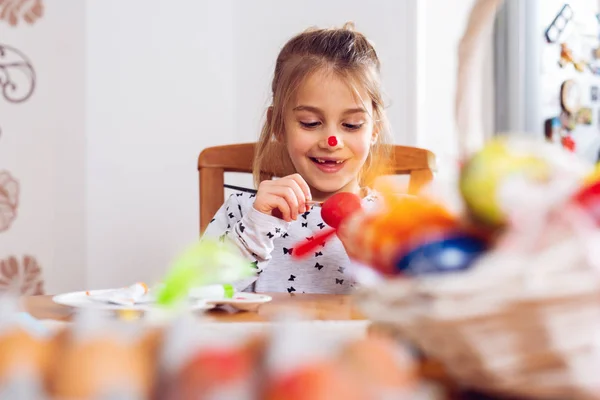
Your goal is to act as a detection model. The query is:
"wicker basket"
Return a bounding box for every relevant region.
[355,234,600,399]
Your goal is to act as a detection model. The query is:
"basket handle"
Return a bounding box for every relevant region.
[455,0,504,160]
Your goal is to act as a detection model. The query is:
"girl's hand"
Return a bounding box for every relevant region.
[253,174,312,222]
[337,211,369,264]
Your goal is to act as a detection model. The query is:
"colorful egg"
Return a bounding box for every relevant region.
[169,347,254,400]
[394,233,487,275]
[338,336,416,392]
[571,180,600,225]
[320,192,362,229]
[336,194,460,274]
[51,333,153,398]
[264,361,366,400]
[459,138,551,227]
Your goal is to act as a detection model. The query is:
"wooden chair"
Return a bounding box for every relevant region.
[197,143,436,234]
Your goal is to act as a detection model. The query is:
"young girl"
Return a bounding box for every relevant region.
[204,23,393,294]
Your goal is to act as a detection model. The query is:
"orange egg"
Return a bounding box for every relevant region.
[51,335,154,399]
[338,336,417,391]
[0,328,51,382]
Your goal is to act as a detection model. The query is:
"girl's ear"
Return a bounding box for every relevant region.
[268,106,284,142]
[371,129,379,146]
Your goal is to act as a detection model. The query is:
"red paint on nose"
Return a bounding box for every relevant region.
[327,136,338,147]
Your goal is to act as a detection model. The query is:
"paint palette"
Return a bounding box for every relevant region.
[53,289,273,313]
[52,289,215,312]
[192,292,273,312]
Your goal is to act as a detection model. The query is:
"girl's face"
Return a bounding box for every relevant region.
[283,69,376,201]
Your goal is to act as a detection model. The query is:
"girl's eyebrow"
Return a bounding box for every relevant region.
[293,105,324,115]
[293,105,367,115]
[342,107,367,115]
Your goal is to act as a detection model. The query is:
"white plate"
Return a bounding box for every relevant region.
[52,289,215,312]
[194,293,273,311]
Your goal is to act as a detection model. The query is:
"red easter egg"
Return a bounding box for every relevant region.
[321,192,362,229]
[572,180,600,224]
[265,362,366,400]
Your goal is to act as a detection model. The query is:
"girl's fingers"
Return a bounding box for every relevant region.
[255,174,313,219]
[280,178,308,213]
[288,174,312,202]
[270,186,300,220]
[269,196,292,222]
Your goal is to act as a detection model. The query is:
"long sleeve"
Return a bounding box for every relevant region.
[202,193,291,291]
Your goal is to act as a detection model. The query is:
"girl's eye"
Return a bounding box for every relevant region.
[300,121,321,128]
[343,123,363,130]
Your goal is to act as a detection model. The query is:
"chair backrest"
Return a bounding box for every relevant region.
[197,143,436,234]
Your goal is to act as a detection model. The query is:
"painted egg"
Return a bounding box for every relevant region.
[395,233,487,275]
[321,192,362,229]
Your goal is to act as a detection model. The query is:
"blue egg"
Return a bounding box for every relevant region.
[395,234,487,276]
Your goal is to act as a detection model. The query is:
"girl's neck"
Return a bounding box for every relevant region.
[309,180,363,202]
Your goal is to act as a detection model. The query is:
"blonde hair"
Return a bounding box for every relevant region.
[253,22,393,188]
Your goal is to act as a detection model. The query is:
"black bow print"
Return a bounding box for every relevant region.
[266,232,274,238]
[287,286,296,293]
[228,212,235,218]
[317,223,325,229]
[302,222,308,228]
[283,247,294,255]
[301,211,310,219]
[315,251,323,257]
[314,263,324,270]
[336,279,344,285]
[288,275,295,281]
[282,232,289,238]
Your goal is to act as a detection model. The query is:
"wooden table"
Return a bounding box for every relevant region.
[21,292,366,322]
[20,293,489,399]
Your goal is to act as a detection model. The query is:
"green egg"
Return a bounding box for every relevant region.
[459,138,550,227]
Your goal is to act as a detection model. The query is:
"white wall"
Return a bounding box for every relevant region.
[81,0,490,290]
[3,0,490,292]
[231,0,416,145]
[85,0,420,289]
[85,0,236,288]
[0,1,86,294]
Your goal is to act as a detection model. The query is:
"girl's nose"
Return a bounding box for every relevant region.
[320,135,343,150]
